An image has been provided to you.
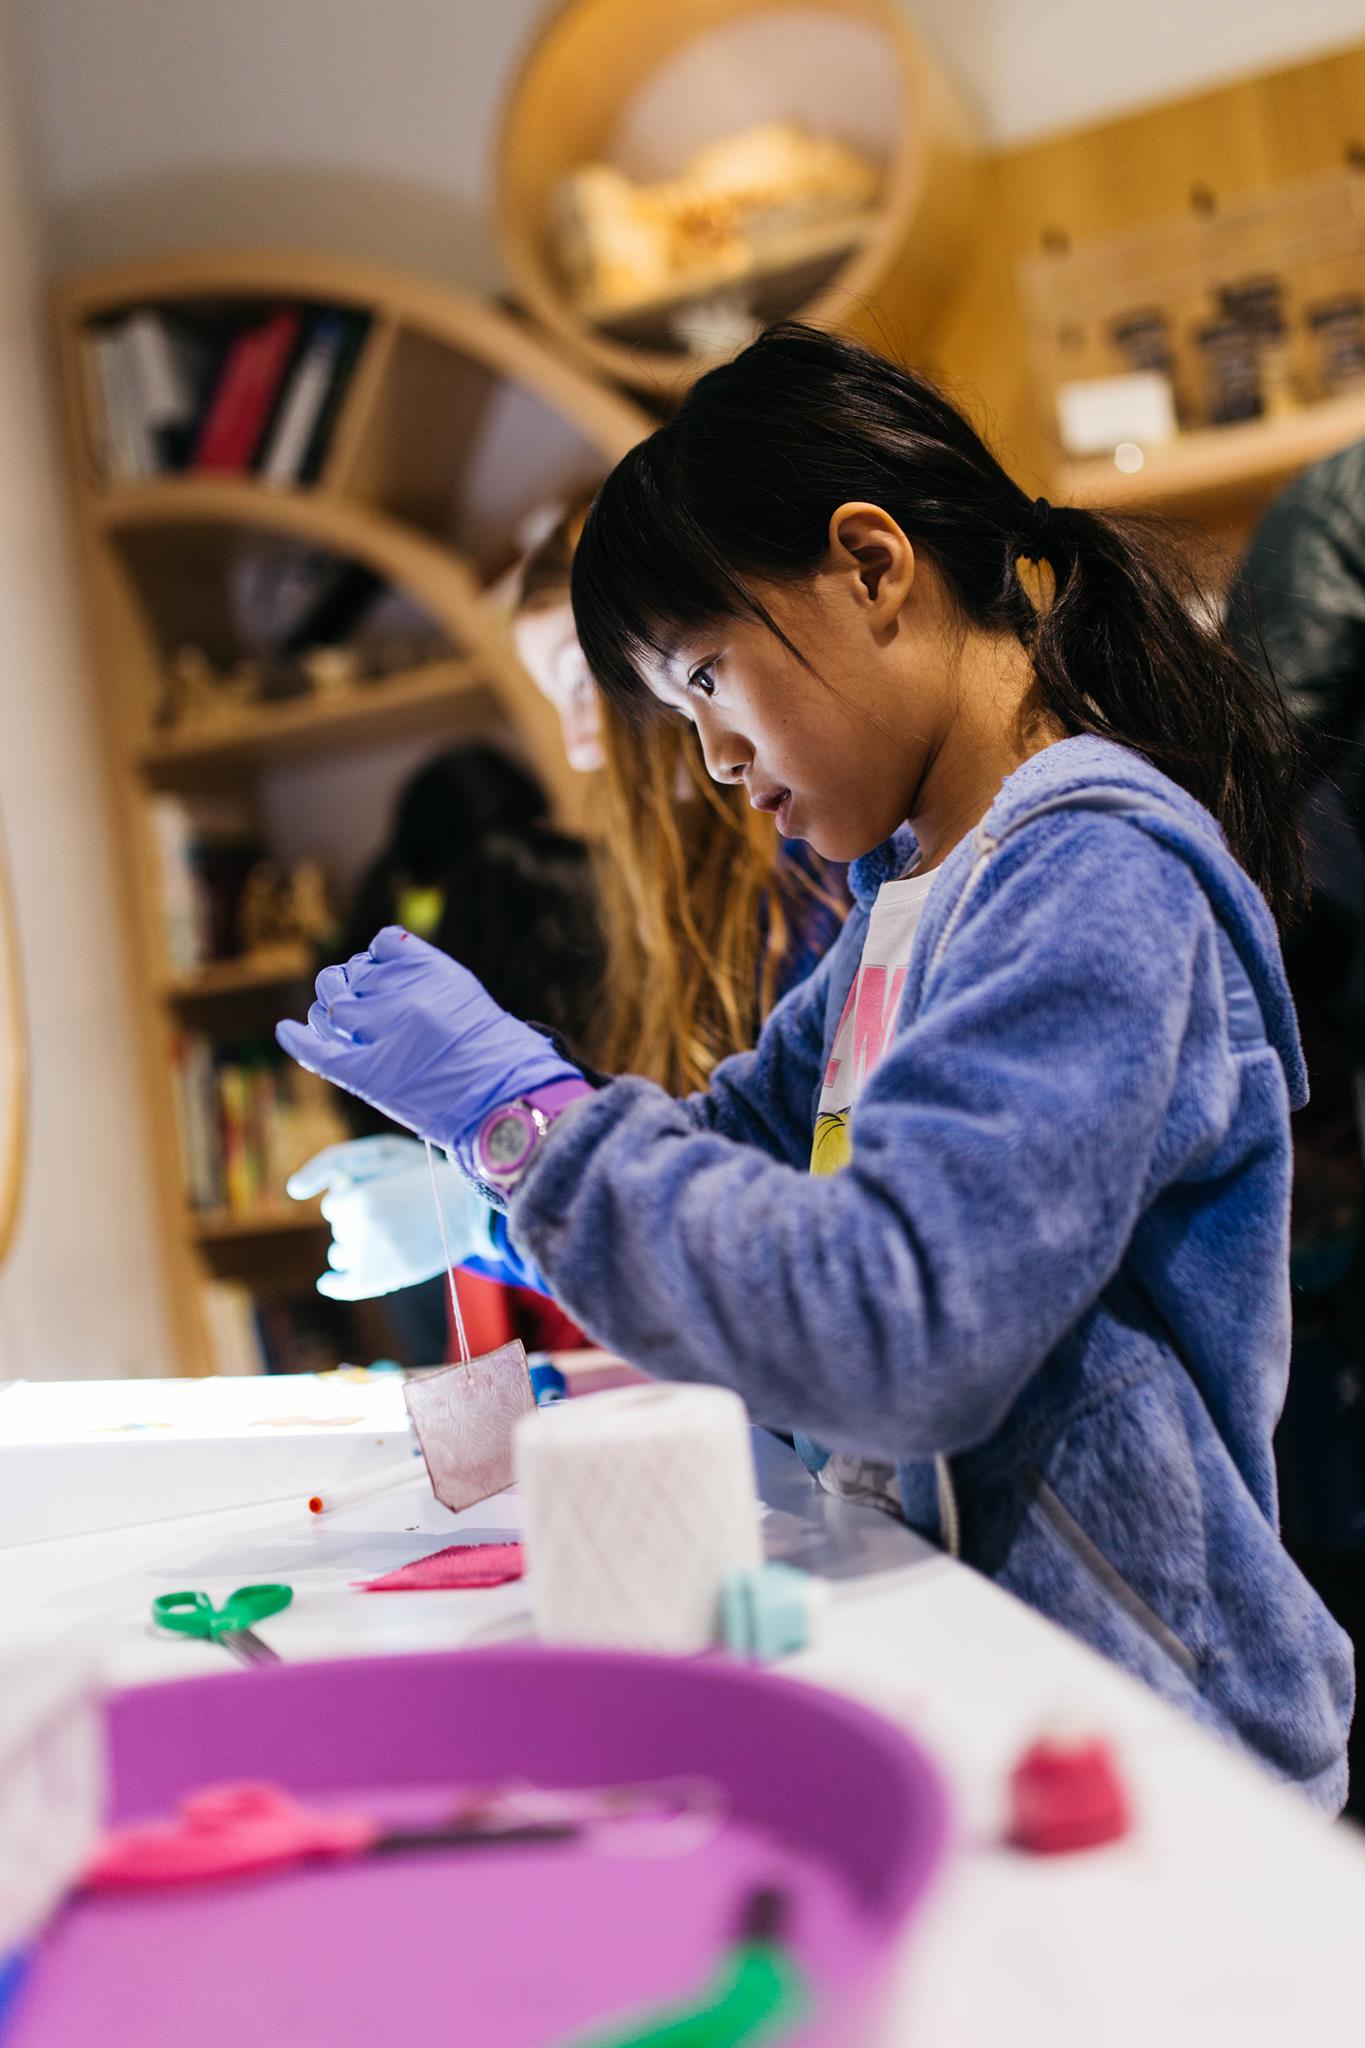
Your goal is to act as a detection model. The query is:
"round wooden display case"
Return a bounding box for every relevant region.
[497,0,982,399]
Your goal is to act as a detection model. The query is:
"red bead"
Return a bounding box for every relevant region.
[1008,1733,1131,1853]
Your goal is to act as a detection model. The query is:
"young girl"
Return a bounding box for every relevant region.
[279,324,1353,1809]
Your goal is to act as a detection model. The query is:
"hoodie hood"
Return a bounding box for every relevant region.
[851,736,1307,1110]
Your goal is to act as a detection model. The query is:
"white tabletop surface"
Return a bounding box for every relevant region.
[5,1409,1363,2044]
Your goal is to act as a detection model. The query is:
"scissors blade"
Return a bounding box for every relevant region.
[221,1627,281,1667]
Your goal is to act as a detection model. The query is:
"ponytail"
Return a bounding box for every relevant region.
[1022,502,1304,922]
[573,323,1305,925]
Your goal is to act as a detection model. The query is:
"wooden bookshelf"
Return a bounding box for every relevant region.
[52,247,650,1375]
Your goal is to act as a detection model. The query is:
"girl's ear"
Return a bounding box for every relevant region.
[827,502,915,618]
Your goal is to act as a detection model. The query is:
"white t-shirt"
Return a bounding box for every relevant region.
[809,867,936,1512]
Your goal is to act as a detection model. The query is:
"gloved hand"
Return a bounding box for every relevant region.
[285,1135,497,1300]
[275,926,580,1154]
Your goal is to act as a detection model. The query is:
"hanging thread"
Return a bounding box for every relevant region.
[425,1138,470,1366]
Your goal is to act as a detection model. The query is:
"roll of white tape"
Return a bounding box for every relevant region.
[514,1383,763,1653]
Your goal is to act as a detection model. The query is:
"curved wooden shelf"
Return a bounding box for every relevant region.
[51,247,653,1373]
[58,250,652,824]
[140,657,497,781]
[191,1202,326,1243]
[160,947,315,1002]
[54,246,648,464]
[1059,388,1365,522]
[497,0,981,398]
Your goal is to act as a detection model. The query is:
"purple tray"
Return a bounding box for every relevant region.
[11,1648,950,2048]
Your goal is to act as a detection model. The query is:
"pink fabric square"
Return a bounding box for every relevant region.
[356,1542,525,1592]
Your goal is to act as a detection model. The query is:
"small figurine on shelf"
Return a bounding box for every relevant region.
[166,644,262,730]
[1219,276,1302,420]
[1193,313,1263,427]
[286,860,335,949]
[555,119,883,333]
[236,858,336,958]
[1307,295,1365,397]
[236,861,293,955]
[299,644,362,697]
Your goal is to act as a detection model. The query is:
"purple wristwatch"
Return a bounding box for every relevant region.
[471,1079,590,1194]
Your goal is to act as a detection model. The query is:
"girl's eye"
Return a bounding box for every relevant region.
[686,666,717,700]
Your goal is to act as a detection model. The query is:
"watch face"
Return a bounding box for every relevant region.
[484,1108,533,1172]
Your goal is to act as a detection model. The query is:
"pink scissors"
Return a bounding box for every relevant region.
[85,1777,719,1891]
[84,1781,578,1891]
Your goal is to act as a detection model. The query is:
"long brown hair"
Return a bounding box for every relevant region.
[517,499,837,1092]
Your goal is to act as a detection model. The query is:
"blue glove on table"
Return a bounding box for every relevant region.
[286,1135,498,1300]
[275,926,580,1155]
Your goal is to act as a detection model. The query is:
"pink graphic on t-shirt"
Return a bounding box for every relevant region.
[823,964,907,1093]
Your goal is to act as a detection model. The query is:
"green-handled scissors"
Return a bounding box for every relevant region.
[151,1584,293,1667]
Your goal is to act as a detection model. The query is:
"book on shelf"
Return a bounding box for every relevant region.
[259,311,359,484]
[84,310,218,482]
[83,300,369,487]
[198,1280,349,1376]
[199,1280,268,1375]
[191,307,303,472]
[171,1035,346,1219]
[147,794,206,973]
[295,312,370,484]
[124,309,214,469]
[147,793,261,972]
[86,325,154,481]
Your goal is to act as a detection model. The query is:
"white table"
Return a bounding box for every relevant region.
[5,1417,1364,2044]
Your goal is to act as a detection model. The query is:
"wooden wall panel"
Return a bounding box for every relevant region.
[919,40,1365,497]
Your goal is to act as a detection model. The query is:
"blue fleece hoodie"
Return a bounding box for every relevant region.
[511,737,1354,1810]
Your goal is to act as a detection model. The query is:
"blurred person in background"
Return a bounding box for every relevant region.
[289,741,603,1361]
[1226,438,1365,1812]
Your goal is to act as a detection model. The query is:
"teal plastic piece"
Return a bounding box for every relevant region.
[720,1564,818,1662]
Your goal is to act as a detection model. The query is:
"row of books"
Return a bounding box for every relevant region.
[172,1035,345,1216]
[84,301,370,486]
[200,1281,355,1377]
[148,794,261,973]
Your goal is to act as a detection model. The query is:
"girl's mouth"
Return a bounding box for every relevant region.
[750,786,795,835]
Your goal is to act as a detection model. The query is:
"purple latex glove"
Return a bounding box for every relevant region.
[275,925,580,1154]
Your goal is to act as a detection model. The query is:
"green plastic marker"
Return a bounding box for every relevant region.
[567,1887,808,2048]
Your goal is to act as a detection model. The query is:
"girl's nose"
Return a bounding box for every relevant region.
[697,721,749,787]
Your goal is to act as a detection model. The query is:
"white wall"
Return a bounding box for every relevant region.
[916,0,1365,145]
[14,0,1365,285]
[16,0,548,287]
[0,0,175,1378]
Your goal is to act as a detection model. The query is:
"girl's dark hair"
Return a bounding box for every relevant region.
[573,322,1305,924]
